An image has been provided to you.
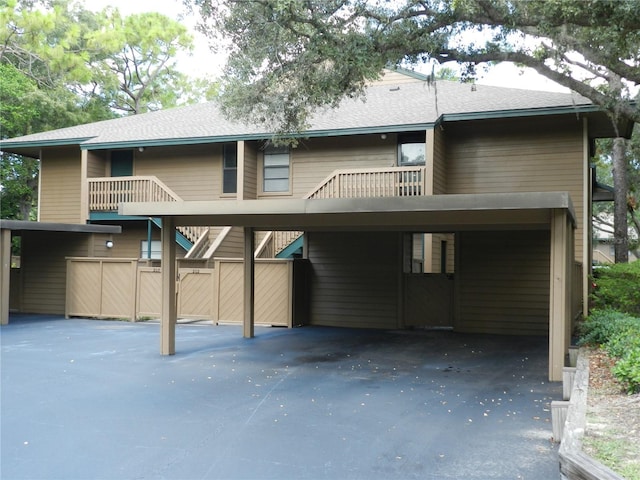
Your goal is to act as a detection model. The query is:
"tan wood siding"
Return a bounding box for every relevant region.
[242,142,258,199]
[20,231,90,314]
[87,151,107,178]
[446,116,584,261]
[134,144,220,201]
[307,231,400,328]
[39,147,82,223]
[212,226,245,258]
[108,225,185,260]
[287,135,397,198]
[430,233,455,273]
[433,126,446,195]
[456,230,550,336]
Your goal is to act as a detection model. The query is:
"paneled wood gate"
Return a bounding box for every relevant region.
[65,257,297,326]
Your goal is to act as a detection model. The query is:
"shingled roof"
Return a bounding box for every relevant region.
[0,76,601,156]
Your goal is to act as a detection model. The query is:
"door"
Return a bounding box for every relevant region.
[403,274,453,328]
[111,150,133,177]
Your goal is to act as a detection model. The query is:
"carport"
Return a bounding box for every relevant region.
[121,191,577,382]
[0,220,121,325]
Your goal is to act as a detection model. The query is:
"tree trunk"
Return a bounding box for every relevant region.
[612,137,629,263]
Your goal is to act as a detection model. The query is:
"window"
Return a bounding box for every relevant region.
[223,143,237,194]
[398,133,426,166]
[403,233,424,273]
[141,240,161,260]
[263,145,290,192]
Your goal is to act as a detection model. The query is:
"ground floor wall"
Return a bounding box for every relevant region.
[17,231,111,314]
[307,231,402,328]
[455,230,550,336]
[306,229,551,336]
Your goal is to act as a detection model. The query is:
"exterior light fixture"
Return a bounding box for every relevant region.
[138,147,145,152]
[105,240,114,248]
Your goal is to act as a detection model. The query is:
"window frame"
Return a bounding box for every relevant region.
[397,132,426,167]
[262,145,291,194]
[140,240,161,260]
[222,143,238,195]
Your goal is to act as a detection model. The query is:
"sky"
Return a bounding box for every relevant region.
[82,0,569,93]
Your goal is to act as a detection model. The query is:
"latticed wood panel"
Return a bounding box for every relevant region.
[66,260,102,317]
[215,260,292,326]
[178,269,215,319]
[100,262,135,318]
[255,262,290,326]
[137,268,161,318]
[216,261,244,323]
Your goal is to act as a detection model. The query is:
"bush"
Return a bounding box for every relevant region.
[590,261,640,316]
[579,309,640,394]
[612,350,640,394]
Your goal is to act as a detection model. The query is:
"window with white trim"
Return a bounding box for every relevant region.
[398,133,426,166]
[263,145,290,192]
[141,240,161,260]
[222,143,237,194]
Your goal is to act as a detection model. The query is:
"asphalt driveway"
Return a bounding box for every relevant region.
[1,315,561,479]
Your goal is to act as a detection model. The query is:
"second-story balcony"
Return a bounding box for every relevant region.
[308,166,427,199]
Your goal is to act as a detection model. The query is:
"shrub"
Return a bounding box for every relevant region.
[590,261,640,316]
[579,309,640,394]
[612,349,640,394]
[578,309,639,347]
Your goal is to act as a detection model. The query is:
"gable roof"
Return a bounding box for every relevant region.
[0,76,614,156]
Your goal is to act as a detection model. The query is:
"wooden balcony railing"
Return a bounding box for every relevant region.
[88,176,206,244]
[88,176,182,211]
[307,166,427,199]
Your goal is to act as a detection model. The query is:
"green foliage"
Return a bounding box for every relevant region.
[591,261,640,316]
[1,0,215,220]
[612,349,640,394]
[190,0,640,133]
[579,309,640,394]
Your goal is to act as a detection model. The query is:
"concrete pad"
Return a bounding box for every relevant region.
[1,315,561,479]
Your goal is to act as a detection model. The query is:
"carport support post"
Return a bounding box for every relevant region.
[0,228,10,325]
[243,227,255,338]
[161,216,177,355]
[549,210,570,382]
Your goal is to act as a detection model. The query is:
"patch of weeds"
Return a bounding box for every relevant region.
[583,436,640,480]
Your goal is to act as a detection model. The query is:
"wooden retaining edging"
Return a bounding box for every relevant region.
[556,349,624,480]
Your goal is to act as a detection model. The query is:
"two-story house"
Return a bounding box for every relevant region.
[1,69,631,381]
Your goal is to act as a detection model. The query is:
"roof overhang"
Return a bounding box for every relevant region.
[0,220,121,234]
[120,192,576,232]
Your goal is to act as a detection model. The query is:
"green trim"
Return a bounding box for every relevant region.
[150,217,191,251]
[0,137,94,149]
[90,212,149,221]
[80,124,438,150]
[276,235,304,258]
[442,104,602,122]
[80,105,602,151]
[89,213,191,251]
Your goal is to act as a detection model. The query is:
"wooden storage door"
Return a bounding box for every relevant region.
[403,274,453,328]
[178,268,215,319]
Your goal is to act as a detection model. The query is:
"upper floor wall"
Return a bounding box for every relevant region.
[37,114,589,234]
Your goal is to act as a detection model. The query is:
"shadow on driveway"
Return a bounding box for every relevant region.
[1,315,560,479]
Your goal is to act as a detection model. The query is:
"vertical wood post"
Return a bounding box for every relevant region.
[243,226,255,338]
[80,150,89,223]
[161,216,177,355]
[0,228,11,325]
[549,210,569,381]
